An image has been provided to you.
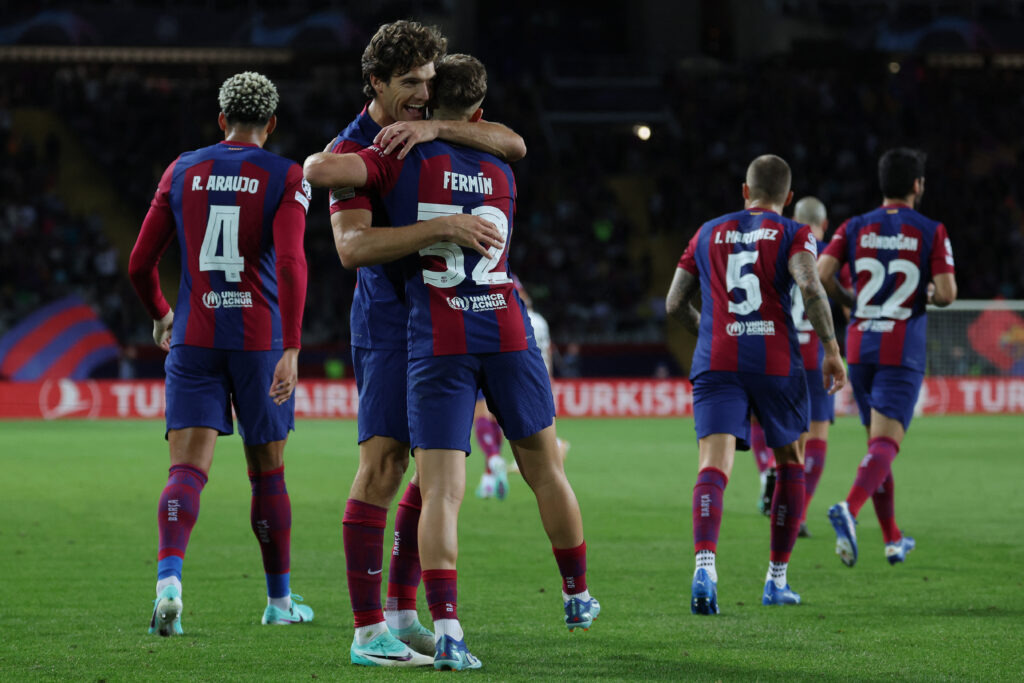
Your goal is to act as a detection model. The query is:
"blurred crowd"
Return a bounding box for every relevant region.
[2,51,1022,361]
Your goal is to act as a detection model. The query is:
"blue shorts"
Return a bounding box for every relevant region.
[165,345,294,445]
[692,371,809,450]
[848,363,923,431]
[804,367,836,423]
[408,348,555,454]
[352,346,409,445]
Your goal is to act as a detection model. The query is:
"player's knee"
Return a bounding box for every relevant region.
[773,442,802,466]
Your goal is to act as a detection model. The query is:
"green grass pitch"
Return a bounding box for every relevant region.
[1,416,1022,681]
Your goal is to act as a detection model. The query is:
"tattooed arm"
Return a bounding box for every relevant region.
[790,250,847,394]
[666,267,701,336]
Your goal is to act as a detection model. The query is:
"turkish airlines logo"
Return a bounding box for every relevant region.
[39,379,101,419]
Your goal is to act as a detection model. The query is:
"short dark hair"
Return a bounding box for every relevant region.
[361,20,447,99]
[218,72,278,125]
[879,147,926,198]
[432,54,487,111]
[745,154,791,205]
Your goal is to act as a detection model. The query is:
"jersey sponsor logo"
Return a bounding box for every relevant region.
[202,290,254,309]
[725,320,776,336]
[39,378,101,419]
[191,174,261,194]
[715,228,778,244]
[446,293,508,312]
[856,319,896,333]
[443,170,494,195]
[859,232,919,251]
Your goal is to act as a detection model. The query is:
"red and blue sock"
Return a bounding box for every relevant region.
[343,499,387,626]
[249,466,291,599]
[770,464,806,563]
[846,437,899,517]
[750,424,775,473]
[156,464,207,584]
[802,438,827,519]
[386,482,422,613]
[693,467,728,553]
[872,472,900,544]
[423,569,459,622]
[475,416,503,472]
[552,541,588,596]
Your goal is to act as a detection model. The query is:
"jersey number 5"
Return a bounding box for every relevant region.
[726,251,762,315]
[417,202,512,288]
[199,205,244,282]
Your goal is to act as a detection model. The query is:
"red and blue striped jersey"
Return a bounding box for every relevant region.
[327,106,408,350]
[678,208,816,378]
[131,141,309,350]
[357,140,533,359]
[822,204,954,372]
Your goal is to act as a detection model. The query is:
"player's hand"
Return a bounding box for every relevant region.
[926,281,936,305]
[822,352,847,396]
[374,121,439,159]
[153,310,173,352]
[269,348,299,405]
[444,214,504,258]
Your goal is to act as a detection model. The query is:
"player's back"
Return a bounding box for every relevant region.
[682,208,814,377]
[826,204,954,370]
[380,140,532,358]
[167,140,301,350]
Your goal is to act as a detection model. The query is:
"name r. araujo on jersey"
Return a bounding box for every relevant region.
[191,174,261,193]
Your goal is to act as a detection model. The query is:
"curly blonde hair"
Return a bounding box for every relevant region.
[218,71,279,125]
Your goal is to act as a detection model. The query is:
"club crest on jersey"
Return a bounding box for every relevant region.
[726,320,776,336]
[203,290,253,309]
[446,293,508,312]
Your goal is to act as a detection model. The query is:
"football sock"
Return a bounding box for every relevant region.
[343,499,387,627]
[770,464,806,564]
[693,467,728,554]
[563,588,592,603]
[487,454,506,474]
[552,541,588,595]
[433,618,464,643]
[156,464,207,588]
[803,438,827,516]
[248,466,291,600]
[354,620,388,647]
[872,472,901,544]
[156,576,181,597]
[423,568,459,640]
[474,416,503,468]
[846,437,899,517]
[386,482,422,616]
[766,561,788,589]
[695,549,717,583]
[750,423,775,473]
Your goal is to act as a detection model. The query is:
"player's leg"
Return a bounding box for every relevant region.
[801,366,834,536]
[150,346,231,636]
[473,394,508,500]
[689,371,749,615]
[345,348,430,666]
[751,371,809,606]
[483,347,597,632]
[231,349,312,625]
[385,469,434,655]
[407,354,480,670]
[750,416,776,516]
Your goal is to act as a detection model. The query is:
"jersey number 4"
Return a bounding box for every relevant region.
[199,205,244,282]
[417,202,512,288]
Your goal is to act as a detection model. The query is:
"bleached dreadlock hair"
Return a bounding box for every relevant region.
[218,72,279,126]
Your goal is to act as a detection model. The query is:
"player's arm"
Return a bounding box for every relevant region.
[665,268,701,336]
[128,160,178,351]
[791,250,846,394]
[329,209,502,269]
[928,273,957,307]
[817,253,855,310]
[374,119,526,161]
[302,151,369,189]
[269,166,309,405]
